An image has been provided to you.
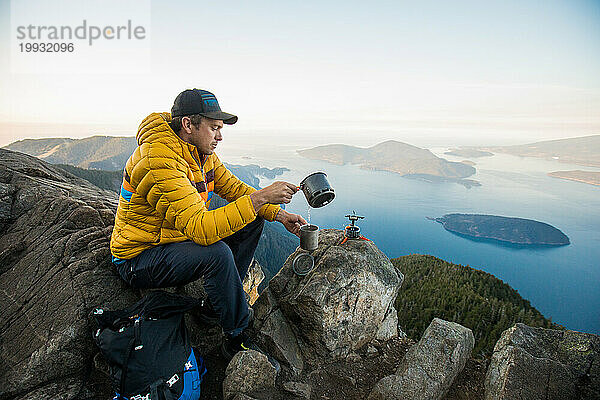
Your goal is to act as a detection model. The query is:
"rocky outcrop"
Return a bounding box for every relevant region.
[0,148,406,400]
[0,148,412,399]
[484,323,600,400]
[369,318,474,400]
[253,229,404,375]
[223,350,277,400]
[0,149,277,400]
[282,381,312,399]
[5,148,599,400]
[0,149,137,400]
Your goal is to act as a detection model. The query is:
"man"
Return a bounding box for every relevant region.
[110,88,306,362]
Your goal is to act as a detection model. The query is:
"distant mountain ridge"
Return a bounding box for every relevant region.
[4,137,293,183]
[480,134,600,167]
[4,136,138,170]
[297,140,476,185]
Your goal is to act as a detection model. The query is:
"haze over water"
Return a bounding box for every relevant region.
[223,141,600,335]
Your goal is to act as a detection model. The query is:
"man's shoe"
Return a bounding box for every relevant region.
[221,331,281,373]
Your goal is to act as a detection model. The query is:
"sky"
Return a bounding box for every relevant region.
[0,0,599,148]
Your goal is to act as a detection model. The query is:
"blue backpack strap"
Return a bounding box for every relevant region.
[149,379,176,400]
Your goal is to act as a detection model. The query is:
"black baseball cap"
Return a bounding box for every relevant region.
[171,89,238,125]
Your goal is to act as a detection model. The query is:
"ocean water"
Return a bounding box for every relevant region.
[222,144,600,335]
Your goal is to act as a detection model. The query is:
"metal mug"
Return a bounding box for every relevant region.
[299,224,319,251]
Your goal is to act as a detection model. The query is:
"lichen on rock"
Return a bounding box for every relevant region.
[253,228,404,373]
[484,323,600,400]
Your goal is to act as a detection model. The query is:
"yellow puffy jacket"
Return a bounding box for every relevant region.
[110,112,281,259]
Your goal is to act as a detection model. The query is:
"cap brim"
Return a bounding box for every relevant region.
[200,111,238,125]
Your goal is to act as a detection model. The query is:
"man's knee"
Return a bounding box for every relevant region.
[201,241,237,274]
[245,216,264,233]
[211,240,234,257]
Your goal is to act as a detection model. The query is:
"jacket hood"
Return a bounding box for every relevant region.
[136,112,195,153]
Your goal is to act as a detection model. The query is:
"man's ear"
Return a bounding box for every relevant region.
[181,116,193,134]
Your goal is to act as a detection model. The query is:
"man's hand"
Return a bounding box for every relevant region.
[275,209,308,237]
[249,181,299,211]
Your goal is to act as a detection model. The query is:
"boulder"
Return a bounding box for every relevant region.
[0,149,138,400]
[282,381,312,399]
[231,395,259,400]
[223,350,277,400]
[253,229,404,371]
[484,323,600,400]
[258,308,304,374]
[376,305,399,341]
[369,318,474,400]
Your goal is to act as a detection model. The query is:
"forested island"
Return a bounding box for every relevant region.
[298,140,478,187]
[431,213,570,246]
[444,148,494,158]
[548,170,600,187]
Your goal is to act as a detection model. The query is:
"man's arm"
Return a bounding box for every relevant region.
[211,155,307,234]
[213,156,281,221]
[144,143,258,245]
[274,208,308,237]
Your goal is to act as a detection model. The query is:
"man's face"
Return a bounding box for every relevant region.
[183,117,223,155]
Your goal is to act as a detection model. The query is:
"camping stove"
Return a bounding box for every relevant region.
[344,211,364,239]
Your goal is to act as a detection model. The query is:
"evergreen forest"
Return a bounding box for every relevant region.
[393,254,560,356]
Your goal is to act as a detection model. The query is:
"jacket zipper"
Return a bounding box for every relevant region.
[190,150,207,189]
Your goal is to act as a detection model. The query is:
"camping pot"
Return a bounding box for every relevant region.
[299,172,335,208]
[299,224,319,251]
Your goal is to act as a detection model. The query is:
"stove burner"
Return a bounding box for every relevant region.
[344,211,365,239]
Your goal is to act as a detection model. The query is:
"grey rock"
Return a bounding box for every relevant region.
[11,378,98,400]
[0,182,15,222]
[367,345,378,357]
[282,381,312,399]
[223,350,277,400]
[258,308,304,374]
[0,149,137,399]
[369,318,474,400]
[397,324,408,338]
[484,323,600,400]
[255,228,403,365]
[231,395,259,400]
[376,305,399,341]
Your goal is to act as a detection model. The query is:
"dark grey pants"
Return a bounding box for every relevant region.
[116,217,264,337]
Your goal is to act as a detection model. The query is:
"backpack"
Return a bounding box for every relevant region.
[91,291,207,400]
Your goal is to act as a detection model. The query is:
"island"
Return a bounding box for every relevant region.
[444,148,494,158]
[430,213,570,246]
[297,140,479,187]
[547,170,600,187]
[479,135,600,168]
[404,174,481,188]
